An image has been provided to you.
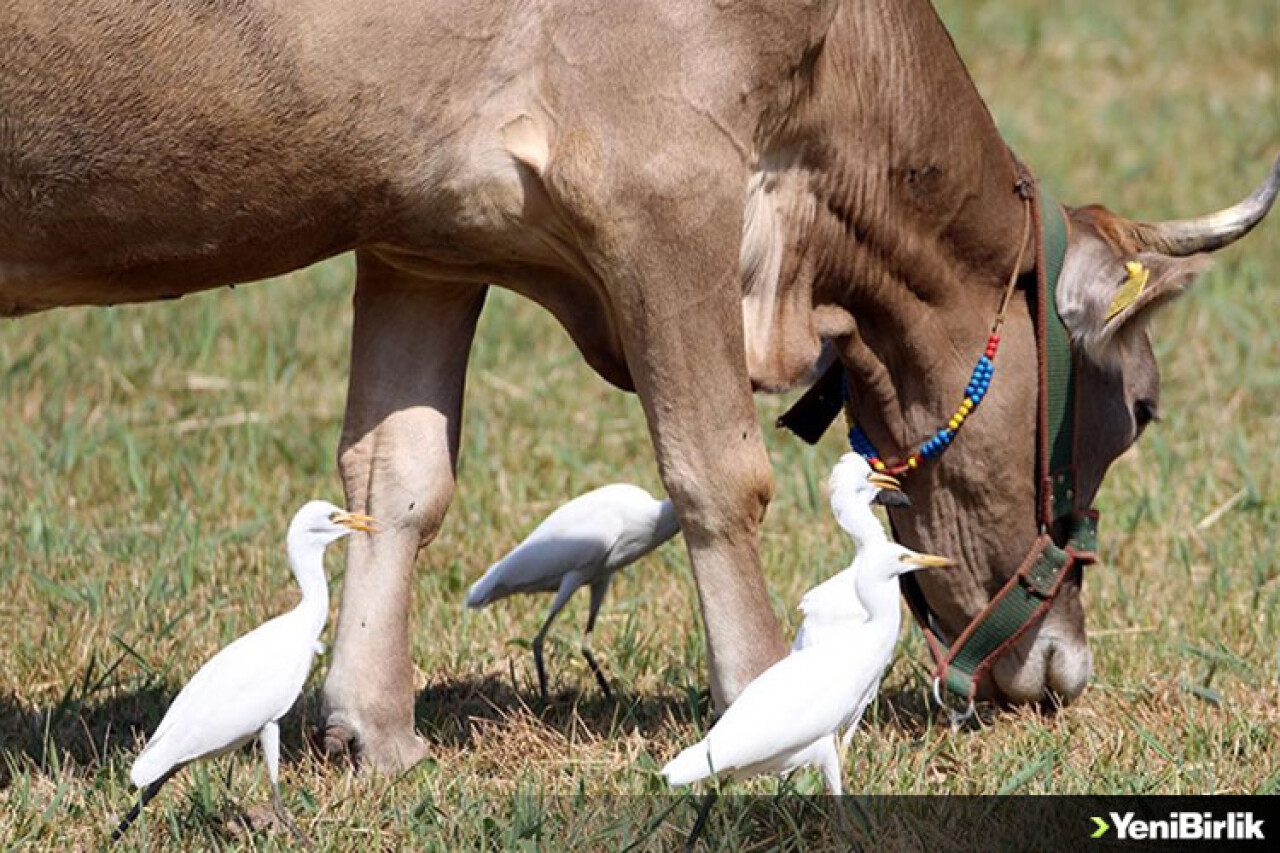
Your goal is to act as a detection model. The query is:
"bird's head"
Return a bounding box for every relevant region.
[882,543,954,579]
[288,500,380,548]
[829,452,910,514]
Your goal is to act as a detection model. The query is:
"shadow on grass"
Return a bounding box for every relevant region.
[413,673,709,750]
[0,682,324,790]
[0,684,169,788]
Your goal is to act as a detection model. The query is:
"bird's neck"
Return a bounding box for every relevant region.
[841,508,892,550]
[287,538,331,633]
[853,563,904,635]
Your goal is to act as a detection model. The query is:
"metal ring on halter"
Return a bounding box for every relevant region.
[931,676,977,726]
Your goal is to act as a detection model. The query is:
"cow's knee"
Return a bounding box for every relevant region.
[664,444,774,541]
[337,409,456,547]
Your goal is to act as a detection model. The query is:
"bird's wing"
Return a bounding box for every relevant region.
[466,496,626,605]
[792,571,866,651]
[132,613,315,785]
[701,645,854,776]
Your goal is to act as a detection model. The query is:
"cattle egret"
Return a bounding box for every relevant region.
[112,501,378,842]
[662,454,952,803]
[662,545,951,793]
[466,484,679,701]
[792,454,908,653]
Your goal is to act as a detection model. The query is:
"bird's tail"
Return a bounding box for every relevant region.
[128,740,172,790]
[465,564,503,608]
[661,739,715,788]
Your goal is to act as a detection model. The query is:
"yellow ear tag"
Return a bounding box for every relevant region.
[1105,261,1150,321]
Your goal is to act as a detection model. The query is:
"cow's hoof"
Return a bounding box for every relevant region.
[321,714,428,773]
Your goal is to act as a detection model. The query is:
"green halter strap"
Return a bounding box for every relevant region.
[903,183,1099,706]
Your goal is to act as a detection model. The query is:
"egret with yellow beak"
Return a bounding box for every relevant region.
[466,484,679,701]
[793,453,909,653]
[113,500,378,842]
[663,455,952,802]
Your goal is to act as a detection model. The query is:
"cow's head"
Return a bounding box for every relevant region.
[895,159,1278,705]
[1060,160,1279,503]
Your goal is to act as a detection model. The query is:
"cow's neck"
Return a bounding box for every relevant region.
[746,0,1043,617]
[814,0,1035,444]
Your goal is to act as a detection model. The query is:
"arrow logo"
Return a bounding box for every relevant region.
[1091,816,1110,838]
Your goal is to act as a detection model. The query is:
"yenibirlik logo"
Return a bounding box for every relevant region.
[1091,812,1265,841]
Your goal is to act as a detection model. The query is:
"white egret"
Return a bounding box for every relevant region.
[792,454,908,653]
[662,454,951,803]
[466,483,679,701]
[112,501,378,842]
[662,545,951,794]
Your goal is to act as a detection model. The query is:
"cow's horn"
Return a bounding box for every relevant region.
[1135,155,1279,256]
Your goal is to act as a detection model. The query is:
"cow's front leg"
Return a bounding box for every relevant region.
[321,251,485,771]
[600,185,788,709]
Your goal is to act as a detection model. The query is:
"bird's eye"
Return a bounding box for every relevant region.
[1134,398,1159,430]
[328,511,340,523]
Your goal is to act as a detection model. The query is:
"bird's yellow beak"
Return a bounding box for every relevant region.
[334,511,380,533]
[868,472,902,492]
[899,552,954,569]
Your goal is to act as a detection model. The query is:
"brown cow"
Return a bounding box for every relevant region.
[1,0,1273,771]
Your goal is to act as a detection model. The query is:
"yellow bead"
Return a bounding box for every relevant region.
[962,399,974,412]
[908,457,919,469]
[873,460,885,471]
[948,418,960,430]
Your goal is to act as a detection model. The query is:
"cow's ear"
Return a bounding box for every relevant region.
[1058,232,1211,364]
[1095,251,1211,334]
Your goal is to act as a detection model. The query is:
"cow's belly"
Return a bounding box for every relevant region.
[0,232,347,318]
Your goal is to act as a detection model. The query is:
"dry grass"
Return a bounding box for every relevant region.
[1,0,1278,848]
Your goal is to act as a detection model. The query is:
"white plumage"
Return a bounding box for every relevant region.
[114,500,378,842]
[663,453,948,795]
[791,453,905,653]
[467,483,679,700]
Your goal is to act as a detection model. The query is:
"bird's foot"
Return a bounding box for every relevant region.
[320,713,428,774]
[234,801,311,846]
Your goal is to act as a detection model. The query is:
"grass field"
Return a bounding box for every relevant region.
[2,0,1278,848]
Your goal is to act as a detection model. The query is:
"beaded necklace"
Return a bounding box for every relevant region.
[845,193,1033,477]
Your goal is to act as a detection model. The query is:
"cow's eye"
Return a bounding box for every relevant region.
[1134,398,1159,429]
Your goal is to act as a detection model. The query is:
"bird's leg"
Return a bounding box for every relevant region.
[260,722,311,846]
[818,738,843,796]
[685,790,718,851]
[533,579,577,704]
[111,767,179,843]
[581,578,614,700]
